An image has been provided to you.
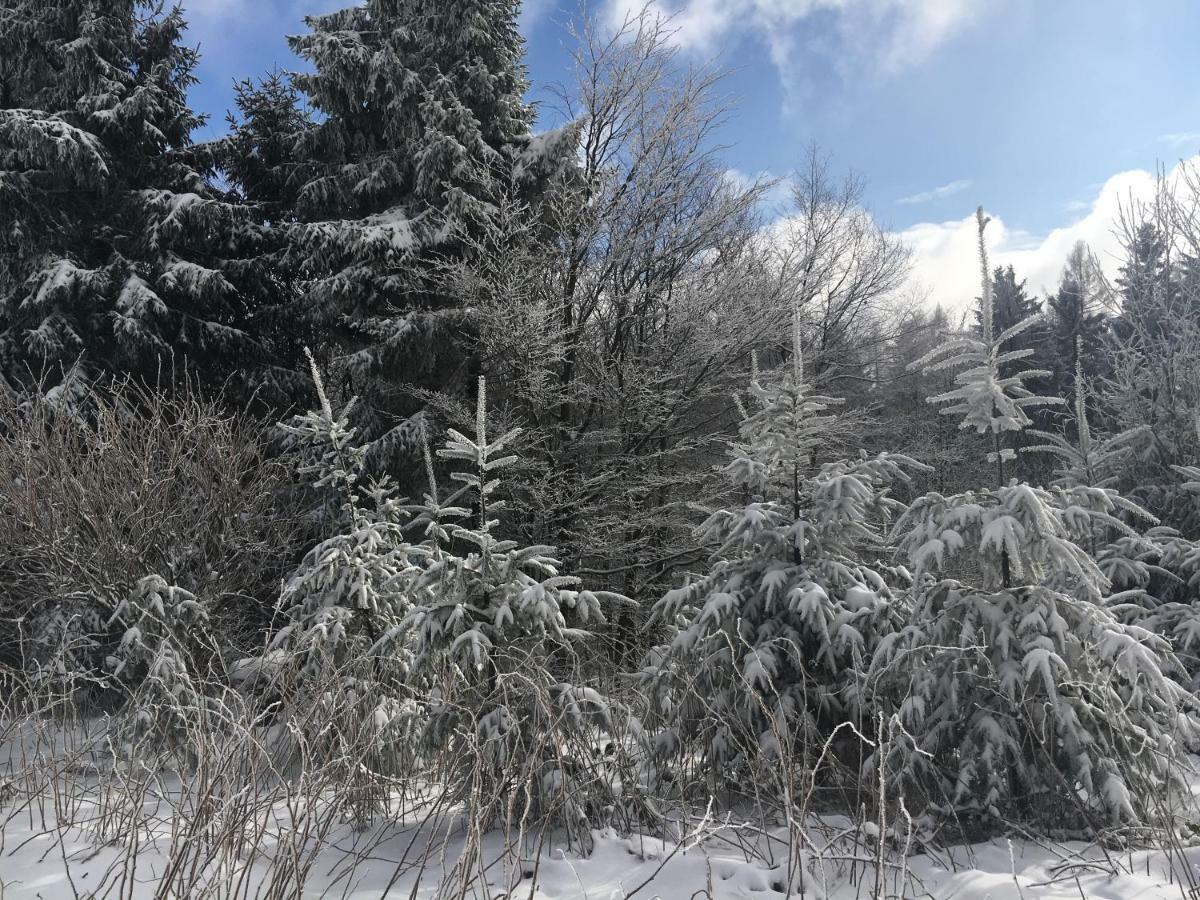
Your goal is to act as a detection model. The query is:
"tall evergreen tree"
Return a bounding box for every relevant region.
[284,0,571,459]
[979,265,1040,332]
[0,0,264,396]
[975,265,1049,379]
[1046,243,1108,417]
[1115,221,1175,344]
[211,71,316,406]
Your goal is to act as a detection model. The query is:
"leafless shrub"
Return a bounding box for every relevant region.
[0,378,304,682]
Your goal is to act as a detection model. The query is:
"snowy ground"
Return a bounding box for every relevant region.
[4,799,1200,899]
[2,722,1200,899]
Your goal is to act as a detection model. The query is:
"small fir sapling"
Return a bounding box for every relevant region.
[374,376,635,836]
[642,300,925,780]
[105,575,213,753]
[271,351,419,678]
[264,351,422,779]
[868,207,1199,836]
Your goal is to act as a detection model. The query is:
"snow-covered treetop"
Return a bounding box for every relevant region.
[726,302,844,500]
[910,207,1061,454]
[1024,338,1151,492]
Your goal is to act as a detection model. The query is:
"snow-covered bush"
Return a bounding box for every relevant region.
[867,208,1199,837]
[106,575,214,752]
[641,310,924,791]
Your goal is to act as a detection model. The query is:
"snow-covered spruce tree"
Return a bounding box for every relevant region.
[868,207,1199,837]
[266,352,422,782]
[374,377,633,840]
[640,307,924,788]
[285,0,573,458]
[0,1,270,397]
[206,71,317,408]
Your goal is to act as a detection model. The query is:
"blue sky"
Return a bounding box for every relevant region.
[182,0,1200,308]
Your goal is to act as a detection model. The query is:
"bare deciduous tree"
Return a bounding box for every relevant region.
[770,145,912,382]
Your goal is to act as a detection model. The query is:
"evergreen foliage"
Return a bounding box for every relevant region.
[1116,221,1177,344]
[1045,243,1109,413]
[643,308,924,779]
[265,367,632,829]
[106,574,212,750]
[1103,216,1200,532]
[5,0,1200,856]
[0,0,268,396]
[271,351,418,682]
[209,71,316,405]
[976,266,1050,391]
[1024,346,1149,495]
[870,206,1198,837]
[379,378,632,830]
[283,0,572,455]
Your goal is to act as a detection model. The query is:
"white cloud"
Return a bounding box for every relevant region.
[897,158,1200,312]
[897,178,972,205]
[519,0,559,33]
[182,0,342,60]
[606,0,984,92]
[1158,132,1200,150]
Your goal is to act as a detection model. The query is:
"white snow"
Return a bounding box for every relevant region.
[4,788,1200,899]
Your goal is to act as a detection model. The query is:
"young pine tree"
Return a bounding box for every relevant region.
[272,352,418,681]
[642,305,924,782]
[377,377,634,839]
[869,207,1198,837]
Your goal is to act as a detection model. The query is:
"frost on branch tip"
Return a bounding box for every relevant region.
[908,205,1061,443]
